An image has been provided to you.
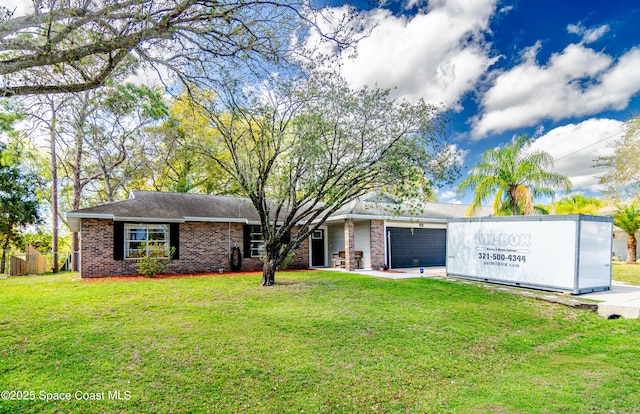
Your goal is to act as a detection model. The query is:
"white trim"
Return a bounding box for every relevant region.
[67,217,82,233]
[247,224,264,258]
[308,225,328,268]
[66,212,187,224]
[66,213,114,232]
[114,217,184,223]
[384,224,390,269]
[183,217,248,223]
[325,214,448,223]
[384,221,447,229]
[66,212,115,220]
[384,223,389,269]
[66,213,252,224]
[384,223,448,270]
[123,223,171,260]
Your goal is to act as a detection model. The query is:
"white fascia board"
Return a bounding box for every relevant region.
[68,217,81,232]
[184,217,249,224]
[387,216,448,224]
[65,212,116,232]
[324,214,448,223]
[246,221,285,226]
[66,212,115,220]
[114,217,185,223]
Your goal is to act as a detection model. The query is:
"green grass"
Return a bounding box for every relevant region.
[613,261,640,285]
[1,271,639,413]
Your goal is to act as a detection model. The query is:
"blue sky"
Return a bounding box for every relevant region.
[308,0,640,204]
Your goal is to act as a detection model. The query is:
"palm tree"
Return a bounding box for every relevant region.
[458,134,572,216]
[552,194,604,215]
[613,202,640,264]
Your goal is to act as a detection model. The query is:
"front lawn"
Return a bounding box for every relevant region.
[1,271,639,413]
[613,261,640,285]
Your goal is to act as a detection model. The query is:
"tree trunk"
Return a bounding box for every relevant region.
[71,122,84,272]
[627,234,637,264]
[0,234,10,274]
[261,237,293,286]
[262,258,277,286]
[261,240,281,286]
[0,250,5,275]
[508,186,518,216]
[50,99,59,273]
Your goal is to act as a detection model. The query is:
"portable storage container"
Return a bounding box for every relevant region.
[446,215,613,294]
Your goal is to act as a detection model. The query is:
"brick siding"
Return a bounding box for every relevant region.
[344,219,356,271]
[80,219,309,278]
[370,219,386,270]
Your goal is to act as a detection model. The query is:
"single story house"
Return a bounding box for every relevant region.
[596,204,635,261]
[67,190,492,278]
[612,228,640,261]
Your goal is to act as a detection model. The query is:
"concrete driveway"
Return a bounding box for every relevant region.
[580,281,640,319]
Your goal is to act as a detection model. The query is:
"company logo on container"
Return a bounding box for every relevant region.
[474,233,532,248]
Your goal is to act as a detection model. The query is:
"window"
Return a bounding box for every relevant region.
[124,223,170,259]
[249,225,264,258]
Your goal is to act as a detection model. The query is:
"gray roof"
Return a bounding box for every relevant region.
[327,198,492,222]
[66,191,263,231]
[66,190,492,231]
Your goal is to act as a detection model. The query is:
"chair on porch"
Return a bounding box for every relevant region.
[332,251,346,268]
[332,251,363,269]
[354,251,363,269]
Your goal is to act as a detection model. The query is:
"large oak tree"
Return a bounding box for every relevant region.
[198,69,457,285]
[0,0,357,97]
[596,116,640,199]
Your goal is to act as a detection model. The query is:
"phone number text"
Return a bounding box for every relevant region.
[478,253,527,262]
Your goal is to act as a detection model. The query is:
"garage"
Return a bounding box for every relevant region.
[387,227,446,268]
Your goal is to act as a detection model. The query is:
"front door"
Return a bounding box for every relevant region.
[311,229,325,267]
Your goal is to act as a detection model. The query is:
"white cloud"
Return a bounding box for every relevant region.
[529,118,625,192]
[567,23,610,44]
[471,44,640,138]
[438,189,462,204]
[306,0,499,109]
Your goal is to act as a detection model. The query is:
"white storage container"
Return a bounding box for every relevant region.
[446,215,613,294]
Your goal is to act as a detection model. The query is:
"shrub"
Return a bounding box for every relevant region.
[136,247,175,278]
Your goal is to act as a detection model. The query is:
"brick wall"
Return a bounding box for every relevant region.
[370,219,386,270]
[344,219,355,271]
[80,219,309,278]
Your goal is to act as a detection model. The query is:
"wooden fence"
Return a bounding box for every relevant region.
[9,256,26,276]
[9,244,49,276]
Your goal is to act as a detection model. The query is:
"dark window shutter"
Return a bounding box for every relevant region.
[170,223,180,260]
[113,222,124,260]
[243,225,251,258]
